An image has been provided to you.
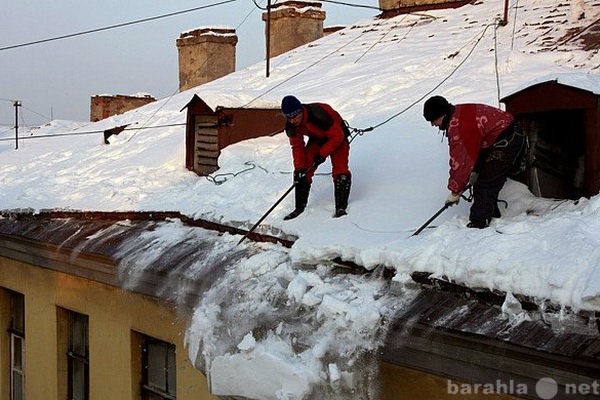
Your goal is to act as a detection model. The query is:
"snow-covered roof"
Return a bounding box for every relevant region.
[504,72,600,98]
[2,0,600,398]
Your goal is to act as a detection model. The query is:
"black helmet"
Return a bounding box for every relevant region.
[423,96,451,122]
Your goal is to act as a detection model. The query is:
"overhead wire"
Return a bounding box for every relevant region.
[0,0,238,52]
[511,0,520,50]
[494,21,502,107]
[251,0,268,11]
[242,28,370,108]
[319,0,381,11]
[22,105,51,123]
[1,0,262,146]
[3,0,506,195]
[127,0,261,144]
[1,0,239,142]
[347,20,499,142]
[0,123,186,142]
[354,16,411,63]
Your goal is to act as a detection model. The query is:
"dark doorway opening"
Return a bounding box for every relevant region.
[523,109,586,199]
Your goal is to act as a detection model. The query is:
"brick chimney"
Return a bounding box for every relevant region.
[176,27,238,92]
[90,94,156,122]
[379,0,472,17]
[262,1,326,58]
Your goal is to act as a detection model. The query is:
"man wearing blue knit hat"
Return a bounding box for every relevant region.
[281,95,352,220]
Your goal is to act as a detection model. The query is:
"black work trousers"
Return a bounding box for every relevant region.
[470,123,526,225]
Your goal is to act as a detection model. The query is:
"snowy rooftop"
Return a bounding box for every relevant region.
[505,72,600,97]
[1,0,599,398]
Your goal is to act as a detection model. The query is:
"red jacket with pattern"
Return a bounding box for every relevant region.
[286,103,346,170]
[446,104,514,193]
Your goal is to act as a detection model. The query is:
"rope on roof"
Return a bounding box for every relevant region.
[348,20,501,141]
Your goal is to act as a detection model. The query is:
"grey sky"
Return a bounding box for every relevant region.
[0,0,377,128]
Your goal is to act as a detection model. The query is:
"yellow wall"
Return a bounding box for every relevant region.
[380,361,523,400]
[0,257,217,400]
[0,255,525,400]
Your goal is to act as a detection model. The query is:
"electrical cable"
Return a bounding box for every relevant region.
[3,0,257,146]
[240,0,262,25]
[252,0,268,11]
[127,0,260,143]
[511,0,519,51]
[348,21,498,140]
[0,123,185,142]
[22,105,51,122]
[354,15,412,64]
[319,0,381,11]
[242,28,369,108]
[125,89,180,143]
[0,0,238,52]
[494,21,502,107]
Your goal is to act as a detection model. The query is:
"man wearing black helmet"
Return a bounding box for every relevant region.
[280,95,351,220]
[423,96,526,228]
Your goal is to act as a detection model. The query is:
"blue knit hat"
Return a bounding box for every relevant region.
[281,95,303,118]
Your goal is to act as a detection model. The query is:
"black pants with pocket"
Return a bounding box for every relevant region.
[469,123,526,225]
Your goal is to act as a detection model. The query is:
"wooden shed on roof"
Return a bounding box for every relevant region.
[501,74,600,199]
[181,94,285,176]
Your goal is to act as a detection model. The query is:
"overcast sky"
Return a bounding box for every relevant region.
[0,0,377,128]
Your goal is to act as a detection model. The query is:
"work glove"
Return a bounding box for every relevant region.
[468,171,479,186]
[445,192,460,206]
[313,154,326,166]
[293,169,308,184]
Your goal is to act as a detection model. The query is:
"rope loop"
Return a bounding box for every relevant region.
[205,161,267,185]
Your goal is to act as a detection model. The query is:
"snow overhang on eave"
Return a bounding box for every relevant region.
[1,211,599,387]
[0,210,294,308]
[385,286,600,393]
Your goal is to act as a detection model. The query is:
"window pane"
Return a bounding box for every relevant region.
[67,311,89,400]
[11,293,25,333]
[12,371,24,400]
[72,359,86,400]
[147,342,167,390]
[143,337,176,398]
[12,337,23,370]
[167,348,176,395]
[72,314,88,355]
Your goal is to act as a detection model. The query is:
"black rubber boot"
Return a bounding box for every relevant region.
[467,218,490,229]
[284,181,311,220]
[333,174,351,218]
[492,204,501,218]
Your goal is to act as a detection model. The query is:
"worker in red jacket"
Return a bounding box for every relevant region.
[423,95,526,228]
[280,95,351,220]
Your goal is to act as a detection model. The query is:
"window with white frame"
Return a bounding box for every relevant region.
[8,291,24,400]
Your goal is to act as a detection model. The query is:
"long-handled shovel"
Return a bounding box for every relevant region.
[411,185,473,236]
[411,203,452,236]
[237,183,296,245]
[237,163,316,246]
